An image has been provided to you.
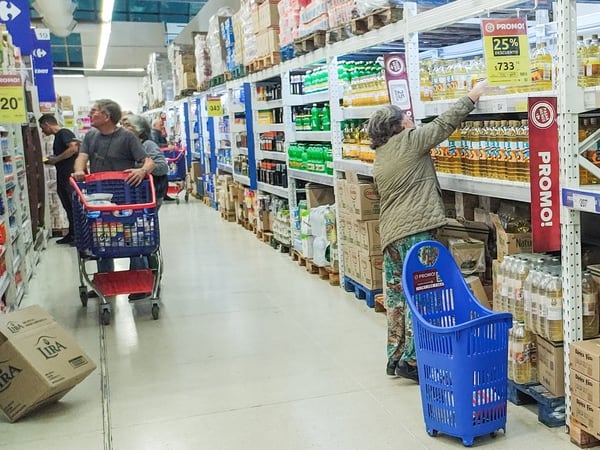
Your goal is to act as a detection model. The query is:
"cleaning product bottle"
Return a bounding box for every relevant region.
[310,104,321,131]
[321,103,331,131]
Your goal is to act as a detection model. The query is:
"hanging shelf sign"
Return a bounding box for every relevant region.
[207,96,223,117]
[0,75,26,124]
[481,18,530,87]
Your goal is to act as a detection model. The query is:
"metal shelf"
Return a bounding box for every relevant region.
[334,159,374,177]
[230,123,247,133]
[236,147,249,155]
[289,92,330,106]
[294,131,331,142]
[217,163,233,173]
[256,150,286,162]
[257,182,289,198]
[342,106,381,120]
[288,169,334,186]
[437,173,530,203]
[561,186,600,214]
[255,123,286,133]
[230,104,245,114]
[256,99,283,110]
[233,173,250,185]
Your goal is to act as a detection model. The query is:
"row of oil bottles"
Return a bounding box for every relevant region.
[340,119,374,163]
[432,119,530,181]
[578,116,600,184]
[499,254,599,384]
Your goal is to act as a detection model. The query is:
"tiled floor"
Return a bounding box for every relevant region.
[4,200,571,449]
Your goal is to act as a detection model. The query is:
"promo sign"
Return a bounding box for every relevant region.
[528,97,560,252]
[31,28,56,103]
[207,96,223,117]
[0,74,25,123]
[0,0,33,55]
[383,54,414,120]
[481,18,530,87]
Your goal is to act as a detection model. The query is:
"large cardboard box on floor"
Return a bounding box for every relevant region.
[536,336,565,397]
[0,306,96,422]
[357,248,384,290]
[571,339,600,381]
[572,395,600,439]
[354,219,382,255]
[489,213,532,260]
[448,237,485,275]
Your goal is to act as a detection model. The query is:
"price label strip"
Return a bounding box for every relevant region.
[572,193,598,213]
[0,75,26,124]
[207,96,223,117]
[481,18,530,87]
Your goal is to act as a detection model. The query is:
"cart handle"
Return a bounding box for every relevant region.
[69,171,156,211]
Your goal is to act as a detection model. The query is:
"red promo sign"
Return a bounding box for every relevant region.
[383,54,414,120]
[528,97,560,252]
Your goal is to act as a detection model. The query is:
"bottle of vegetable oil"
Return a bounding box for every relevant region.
[583,270,599,339]
[586,34,600,87]
[546,274,563,342]
[531,42,553,91]
[516,119,530,182]
[577,35,587,87]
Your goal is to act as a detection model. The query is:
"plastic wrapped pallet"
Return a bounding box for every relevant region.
[328,0,357,28]
[278,0,301,47]
[241,0,257,66]
[207,7,234,77]
[194,33,212,89]
[355,0,395,16]
[232,11,245,67]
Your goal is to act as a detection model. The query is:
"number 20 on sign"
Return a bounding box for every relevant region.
[0,75,25,124]
[481,18,530,87]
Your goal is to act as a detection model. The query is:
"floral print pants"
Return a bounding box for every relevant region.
[384,229,438,363]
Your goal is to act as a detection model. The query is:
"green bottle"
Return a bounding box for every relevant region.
[310,104,321,131]
[325,144,334,175]
[301,144,308,171]
[321,103,331,131]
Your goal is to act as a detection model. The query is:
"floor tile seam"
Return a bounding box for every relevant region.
[99,322,113,450]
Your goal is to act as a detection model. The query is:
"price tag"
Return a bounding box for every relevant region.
[481,18,530,87]
[572,193,597,213]
[207,96,222,117]
[0,75,26,124]
[495,99,508,113]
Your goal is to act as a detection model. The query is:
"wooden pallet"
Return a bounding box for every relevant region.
[318,265,340,286]
[197,81,210,92]
[52,228,69,238]
[202,196,211,206]
[306,259,320,274]
[294,30,327,56]
[177,88,196,99]
[256,229,273,244]
[231,65,245,79]
[271,238,291,254]
[220,210,236,222]
[351,7,403,36]
[291,249,307,267]
[246,52,281,73]
[374,293,386,313]
[507,380,565,428]
[210,74,226,87]
[570,417,600,448]
[326,25,352,44]
[343,276,382,308]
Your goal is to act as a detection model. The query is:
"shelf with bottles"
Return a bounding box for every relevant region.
[340,118,374,164]
[288,66,330,105]
[233,154,250,176]
[288,142,334,177]
[256,79,283,104]
[257,182,289,198]
[257,159,288,190]
[338,59,390,111]
[292,102,331,136]
[234,173,251,186]
[257,132,285,157]
[438,173,530,202]
[256,99,283,110]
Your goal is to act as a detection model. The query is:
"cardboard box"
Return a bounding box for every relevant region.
[572,395,600,438]
[256,210,271,232]
[0,306,96,422]
[346,181,380,220]
[306,183,335,208]
[355,220,382,255]
[465,275,491,310]
[343,243,360,280]
[571,368,600,406]
[571,339,600,381]
[489,213,532,260]
[258,1,279,29]
[536,336,565,397]
[336,178,348,213]
[358,248,384,290]
[256,28,280,56]
[448,237,485,275]
[438,218,490,247]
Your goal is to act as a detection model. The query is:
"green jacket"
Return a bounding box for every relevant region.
[373,96,475,251]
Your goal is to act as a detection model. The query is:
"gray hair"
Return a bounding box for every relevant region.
[366,105,404,149]
[94,99,122,124]
[125,114,151,141]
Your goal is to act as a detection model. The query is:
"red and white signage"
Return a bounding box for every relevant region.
[528,97,561,252]
[383,54,414,120]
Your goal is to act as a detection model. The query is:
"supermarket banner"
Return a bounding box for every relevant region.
[528,97,560,252]
[481,18,530,86]
[383,54,414,120]
[0,75,26,123]
[31,28,56,103]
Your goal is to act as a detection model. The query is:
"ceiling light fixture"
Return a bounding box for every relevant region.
[96,0,116,70]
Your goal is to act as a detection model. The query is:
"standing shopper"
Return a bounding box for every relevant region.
[39,114,80,245]
[151,118,168,147]
[368,81,489,381]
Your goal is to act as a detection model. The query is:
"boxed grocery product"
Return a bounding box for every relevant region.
[335,178,348,212]
[489,213,532,260]
[354,219,382,255]
[306,183,335,208]
[448,237,485,275]
[571,339,600,381]
[0,306,97,422]
[571,368,600,406]
[357,250,384,290]
[572,396,600,438]
[345,181,380,220]
[536,336,565,397]
[344,243,360,280]
[256,28,280,56]
[465,275,491,310]
[259,1,280,29]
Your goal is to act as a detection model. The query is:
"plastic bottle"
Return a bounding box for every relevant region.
[469,121,482,177]
[516,119,530,182]
[310,104,321,131]
[513,256,530,322]
[532,42,553,91]
[537,270,553,339]
[587,34,600,87]
[500,256,515,313]
[523,261,538,331]
[530,264,545,335]
[324,145,334,175]
[447,126,461,174]
[420,61,433,102]
[479,121,489,178]
[583,270,599,338]
[577,35,587,87]
[546,274,563,342]
[512,321,531,384]
[460,121,471,175]
[508,320,516,380]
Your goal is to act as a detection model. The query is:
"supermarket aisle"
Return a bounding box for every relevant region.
[4,199,570,449]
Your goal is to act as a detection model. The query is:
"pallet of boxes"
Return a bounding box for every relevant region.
[337,172,383,308]
[249,0,280,72]
[169,43,197,97]
[216,175,236,221]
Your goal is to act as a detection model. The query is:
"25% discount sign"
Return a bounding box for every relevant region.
[207,96,223,117]
[481,18,530,87]
[0,75,26,123]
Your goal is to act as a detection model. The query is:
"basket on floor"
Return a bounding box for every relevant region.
[402,240,512,447]
[70,171,160,258]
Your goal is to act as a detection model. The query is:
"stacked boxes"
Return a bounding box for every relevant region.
[194,33,212,88]
[169,43,196,93]
[207,9,233,77]
[232,11,245,68]
[216,175,235,216]
[570,339,600,438]
[255,1,280,59]
[337,172,382,290]
[240,0,257,66]
[144,52,172,106]
[328,0,356,28]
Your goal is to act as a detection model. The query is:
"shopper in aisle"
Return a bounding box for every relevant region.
[72,99,155,281]
[121,114,169,209]
[368,80,489,382]
[39,114,80,245]
[150,118,176,202]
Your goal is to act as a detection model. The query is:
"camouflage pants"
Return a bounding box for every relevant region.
[384,229,438,363]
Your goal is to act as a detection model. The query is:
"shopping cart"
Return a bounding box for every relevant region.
[70,172,163,325]
[162,147,189,204]
[402,240,512,447]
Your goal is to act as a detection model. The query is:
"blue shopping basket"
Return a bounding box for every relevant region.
[402,240,512,447]
[162,148,186,181]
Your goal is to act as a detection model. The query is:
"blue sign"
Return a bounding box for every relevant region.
[0,0,33,55]
[31,28,55,103]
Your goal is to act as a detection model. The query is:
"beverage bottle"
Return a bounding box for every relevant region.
[546,274,563,342]
[531,42,552,91]
[500,256,514,313]
[420,61,433,102]
[310,104,321,131]
[517,119,530,182]
[579,117,591,184]
[523,260,539,331]
[460,121,471,175]
[315,145,325,173]
[513,321,531,384]
[537,270,553,339]
[494,258,504,312]
[506,120,519,181]
[577,35,587,87]
[342,121,351,159]
[447,126,461,174]
[324,144,334,175]
[587,34,600,87]
[513,256,530,322]
[454,58,468,98]
[445,59,457,100]
[300,144,308,170]
[530,263,546,335]
[479,121,490,178]
[321,103,331,131]
[583,270,599,338]
[469,121,482,177]
[499,120,510,179]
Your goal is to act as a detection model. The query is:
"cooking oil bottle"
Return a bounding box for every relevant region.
[577,35,587,87]
[530,263,546,335]
[583,270,599,338]
[479,121,490,178]
[589,117,600,184]
[537,270,552,339]
[586,34,600,87]
[487,121,499,179]
[531,42,553,91]
[546,274,563,342]
[460,122,471,175]
[504,120,518,181]
[454,58,468,98]
[579,118,591,184]
[513,256,530,322]
[512,321,533,384]
[508,320,516,380]
[448,126,461,174]
[499,120,510,179]
[523,258,544,332]
[517,119,530,182]
[469,121,482,177]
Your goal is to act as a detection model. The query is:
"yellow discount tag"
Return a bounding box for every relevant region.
[481,18,530,87]
[0,75,26,123]
[207,96,222,117]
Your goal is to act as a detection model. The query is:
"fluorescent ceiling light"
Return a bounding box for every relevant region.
[96,21,111,70]
[101,0,115,22]
[55,67,145,73]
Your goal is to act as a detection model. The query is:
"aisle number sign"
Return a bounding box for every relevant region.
[481,18,530,86]
[207,96,223,117]
[0,75,26,123]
